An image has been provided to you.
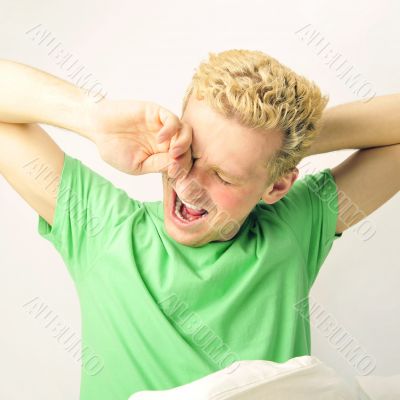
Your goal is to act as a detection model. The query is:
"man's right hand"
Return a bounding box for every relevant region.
[0,59,194,227]
[85,99,193,177]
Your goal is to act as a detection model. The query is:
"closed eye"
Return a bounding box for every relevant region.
[216,173,232,186]
[192,157,232,186]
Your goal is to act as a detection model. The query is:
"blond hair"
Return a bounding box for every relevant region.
[181,49,329,185]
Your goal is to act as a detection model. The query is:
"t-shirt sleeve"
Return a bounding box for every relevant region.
[273,168,343,288]
[37,152,143,283]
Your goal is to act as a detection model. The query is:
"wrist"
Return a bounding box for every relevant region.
[76,93,105,143]
[47,78,108,143]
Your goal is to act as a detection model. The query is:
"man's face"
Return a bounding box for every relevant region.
[161,94,287,247]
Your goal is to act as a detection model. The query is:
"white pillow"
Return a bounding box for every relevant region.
[356,375,400,399]
[129,356,357,400]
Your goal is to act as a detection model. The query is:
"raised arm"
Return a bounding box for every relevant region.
[0,59,192,226]
[305,94,400,235]
[0,59,94,225]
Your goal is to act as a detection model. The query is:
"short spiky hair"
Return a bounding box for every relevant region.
[181,49,329,186]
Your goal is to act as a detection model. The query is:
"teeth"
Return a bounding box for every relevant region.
[179,197,205,211]
[174,195,208,222]
[175,196,185,221]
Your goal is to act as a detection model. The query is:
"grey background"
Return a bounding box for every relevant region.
[0,0,399,398]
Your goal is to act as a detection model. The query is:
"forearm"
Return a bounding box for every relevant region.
[0,59,94,140]
[306,93,400,156]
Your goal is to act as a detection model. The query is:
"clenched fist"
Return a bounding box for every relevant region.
[85,99,193,177]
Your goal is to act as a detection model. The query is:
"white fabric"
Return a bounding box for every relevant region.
[356,375,400,400]
[129,356,357,399]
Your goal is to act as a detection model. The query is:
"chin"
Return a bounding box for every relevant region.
[161,175,214,247]
[161,173,241,246]
[163,203,216,247]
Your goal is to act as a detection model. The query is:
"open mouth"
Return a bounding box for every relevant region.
[170,189,209,225]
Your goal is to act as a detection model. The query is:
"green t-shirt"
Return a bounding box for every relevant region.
[37,153,342,399]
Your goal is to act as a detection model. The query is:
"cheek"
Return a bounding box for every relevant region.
[212,188,246,213]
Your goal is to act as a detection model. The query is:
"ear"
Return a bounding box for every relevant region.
[261,167,299,205]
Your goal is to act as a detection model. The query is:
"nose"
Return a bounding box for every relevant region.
[174,164,206,203]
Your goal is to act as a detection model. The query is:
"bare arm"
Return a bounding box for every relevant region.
[306,93,400,155]
[0,60,94,226]
[0,59,94,135]
[304,94,400,234]
[0,59,191,227]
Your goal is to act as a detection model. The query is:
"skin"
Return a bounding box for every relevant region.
[161,94,299,247]
[0,59,298,243]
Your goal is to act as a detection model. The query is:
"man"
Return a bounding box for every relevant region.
[0,50,399,399]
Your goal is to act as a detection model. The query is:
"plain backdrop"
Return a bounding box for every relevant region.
[0,0,399,398]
